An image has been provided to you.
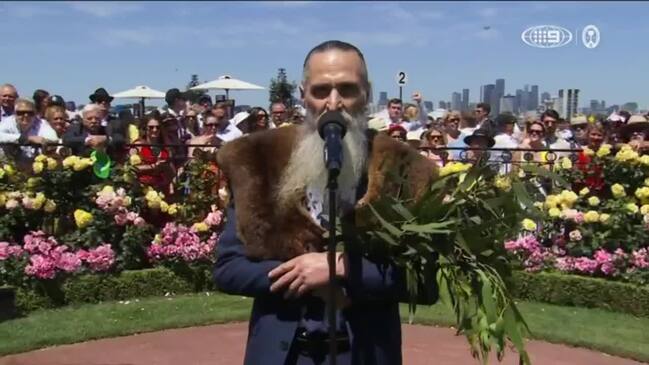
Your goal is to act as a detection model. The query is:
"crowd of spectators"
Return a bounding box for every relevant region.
[2,83,648,196]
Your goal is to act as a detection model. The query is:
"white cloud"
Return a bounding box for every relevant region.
[478,7,498,18]
[68,2,142,17]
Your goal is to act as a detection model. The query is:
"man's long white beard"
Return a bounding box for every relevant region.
[277,110,368,209]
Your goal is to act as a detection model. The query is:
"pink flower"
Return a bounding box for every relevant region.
[126,211,139,222]
[555,257,575,272]
[114,213,128,226]
[83,244,115,272]
[5,199,19,209]
[7,244,23,258]
[25,254,56,279]
[632,248,649,269]
[56,252,82,273]
[21,197,33,210]
[204,210,223,227]
[0,242,9,260]
[133,217,146,226]
[573,212,585,224]
[573,257,598,274]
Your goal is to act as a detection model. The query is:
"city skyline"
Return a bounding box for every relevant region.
[1,1,648,111]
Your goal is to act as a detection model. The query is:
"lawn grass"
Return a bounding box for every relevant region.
[2,293,649,363]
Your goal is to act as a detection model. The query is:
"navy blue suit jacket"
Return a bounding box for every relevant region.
[214,205,405,365]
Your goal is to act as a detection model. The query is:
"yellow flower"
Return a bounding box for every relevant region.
[34,154,47,163]
[636,187,649,200]
[560,157,573,170]
[63,156,79,169]
[46,158,58,170]
[44,199,56,213]
[626,203,639,214]
[579,187,590,196]
[584,211,600,223]
[559,190,578,207]
[167,204,178,216]
[72,158,93,172]
[74,209,93,229]
[645,178,649,187]
[533,202,544,210]
[123,172,134,183]
[640,155,649,166]
[0,169,4,179]
[611,184,626,198]
[583,147,595,157]
[599,213,610,223]
[101,185,114,194]
[620,144,632,152]
[596,144,612,157]
[615,149,639,163]
[32,161,44,174]
[641,205,649,215]
[124,196,132,207]
[192,222,209,232]
[494,176,512,191]
[3,164,15,176]
[26,177,40,189]
[588,196,600,206]
[518,169,526,178]
[145,190,160,201]
[33,192,46,206]
[153,234,161,244]
[129,154,142,166]
[545,195,561,209]
[160,201,169,213]
[0,193,5,206]
[521,218,537,231]
[548,207,561,218]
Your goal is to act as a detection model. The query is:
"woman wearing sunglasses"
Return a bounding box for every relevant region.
[130,112,175,195]
[420,127,447,167]
[515,120,548,169]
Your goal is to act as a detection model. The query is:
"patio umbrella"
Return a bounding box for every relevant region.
[111,85,166,118]
[189,75,264,100]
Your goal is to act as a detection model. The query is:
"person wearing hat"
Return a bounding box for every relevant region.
[387,123,408,143]
[88,88,115,125]
[621,115,649,151]
[570,115,589,147]
[463,128,495,163]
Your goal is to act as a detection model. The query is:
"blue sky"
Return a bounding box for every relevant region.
[1,1,647,110]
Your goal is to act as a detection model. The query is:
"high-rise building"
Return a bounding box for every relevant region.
[515,89,524,114]
[521,85,530,112]
[590,99,600,113]
[480,84,495,115]
[378,91,388,107]
[500,94,516,114]
[424,101,434,111]
[555,89,580,120]
[462,88,470,112]
[451,92,462,111]
[438,101,447,109]
[541,92,551,104]
[530,85,539,110]
[494,79,505,115]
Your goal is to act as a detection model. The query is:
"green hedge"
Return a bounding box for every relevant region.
[511,271,649,317]
[7,268,649,317]
[13,267,213,314]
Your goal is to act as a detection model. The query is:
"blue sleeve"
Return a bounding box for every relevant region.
[213,207,283,298]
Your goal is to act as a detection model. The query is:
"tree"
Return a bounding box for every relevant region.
[269,68,297,108]
[184,74,207,103]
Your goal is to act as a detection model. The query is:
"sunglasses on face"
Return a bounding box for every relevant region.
[147,125,160,130]
[204,123,218,128]
[258,114,268,119]
[186,115,197,119]
[16,110,34,116]
[429,135,443,140]
[529,129,544,136]
[448,118,460,123]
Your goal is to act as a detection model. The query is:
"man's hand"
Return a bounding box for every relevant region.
[412,92,423,104]
[268,252,347,299]
[86,135,107,148]
[27,136,46,145]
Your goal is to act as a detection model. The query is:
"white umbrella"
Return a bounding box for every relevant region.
[190,75,264,99]
[112,85,166,117]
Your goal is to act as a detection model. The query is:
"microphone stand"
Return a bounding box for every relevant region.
[326,169,338,365]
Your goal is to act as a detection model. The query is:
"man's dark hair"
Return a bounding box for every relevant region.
[388,98,402,108]
[302,40,369,90]
[33,89,50,112]
[541,109,560,121]
[476,102,491,115]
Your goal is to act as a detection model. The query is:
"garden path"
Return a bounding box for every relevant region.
[0,322,642,365]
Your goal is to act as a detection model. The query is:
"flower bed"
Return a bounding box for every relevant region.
[0,153,224,298]
[509,144,649,286]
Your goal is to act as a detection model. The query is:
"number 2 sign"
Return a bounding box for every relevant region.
[396,71,408,86]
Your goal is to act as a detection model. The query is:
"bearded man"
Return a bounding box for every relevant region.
[214,41,436,365]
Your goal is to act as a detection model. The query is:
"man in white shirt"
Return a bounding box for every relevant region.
[541,109,572,158]
[0,99,57,167]
[213,103,242,143]
[383,93,428,132]
[492,113,519,174]
[0,84,18,122]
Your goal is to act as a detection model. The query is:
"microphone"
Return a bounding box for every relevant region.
[317,111,347,177]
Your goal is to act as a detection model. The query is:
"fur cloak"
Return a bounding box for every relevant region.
[216,125,437,261]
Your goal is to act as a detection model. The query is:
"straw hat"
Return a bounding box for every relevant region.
[570,115,588,126]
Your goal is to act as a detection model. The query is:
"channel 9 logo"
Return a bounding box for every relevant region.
[522,25,600,49]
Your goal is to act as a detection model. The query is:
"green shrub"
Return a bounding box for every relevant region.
[512,271,649,317]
